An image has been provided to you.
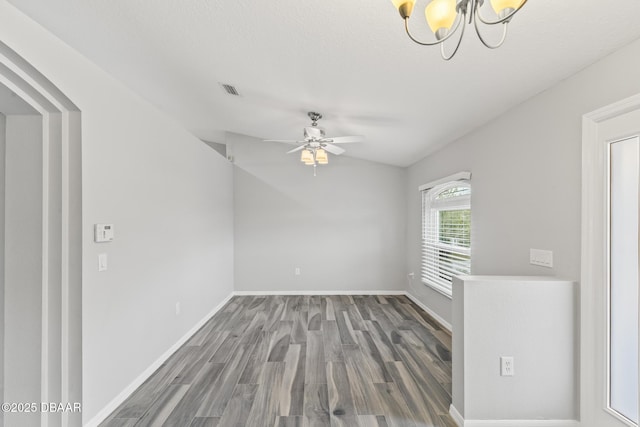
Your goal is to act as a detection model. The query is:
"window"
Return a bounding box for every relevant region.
[421,177,471,297]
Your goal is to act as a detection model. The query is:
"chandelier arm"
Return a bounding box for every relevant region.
[474,0,528,25]
[440,16,467,61]
[474,11,508,49]
[403,12,464,47]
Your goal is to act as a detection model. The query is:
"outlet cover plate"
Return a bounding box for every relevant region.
[500,356,514,376]
[530,248,553,268]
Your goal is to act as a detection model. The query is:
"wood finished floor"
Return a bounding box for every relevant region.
[101,295,455,427]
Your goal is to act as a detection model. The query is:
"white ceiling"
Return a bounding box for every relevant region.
[7,0,640,166]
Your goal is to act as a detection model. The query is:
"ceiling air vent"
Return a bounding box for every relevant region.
[220,83,240,96]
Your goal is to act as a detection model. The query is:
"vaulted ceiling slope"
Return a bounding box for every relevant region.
[8,0,640,166]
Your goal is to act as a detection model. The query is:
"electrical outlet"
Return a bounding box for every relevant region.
[175,302,181,315]
[295,267,301,276]
[501,356,514,376]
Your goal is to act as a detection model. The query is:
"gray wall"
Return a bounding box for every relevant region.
[406,37,640,325]
[453,276,577,421]
[230,132,406,293]
[78,71,234,423]
[4,114,43,427]
[0,3,236,423]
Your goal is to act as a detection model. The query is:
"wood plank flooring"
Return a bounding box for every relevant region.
[101,295,454,427]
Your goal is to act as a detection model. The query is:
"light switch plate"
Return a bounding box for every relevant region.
[530,248,553,268]
[98,253,108,272]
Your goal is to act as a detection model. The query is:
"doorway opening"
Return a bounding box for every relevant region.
[0,41,82,427]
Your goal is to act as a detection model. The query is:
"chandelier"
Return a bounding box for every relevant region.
[391,0,528,60]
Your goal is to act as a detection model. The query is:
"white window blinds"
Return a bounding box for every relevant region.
[421,176,471,297]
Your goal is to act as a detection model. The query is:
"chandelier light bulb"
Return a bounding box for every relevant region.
[425,0,457,36]
[391,0,416,19]
[490,0,524,15]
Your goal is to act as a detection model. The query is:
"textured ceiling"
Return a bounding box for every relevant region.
[7,0,640,166]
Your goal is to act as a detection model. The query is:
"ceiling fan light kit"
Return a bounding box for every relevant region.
[315,148,329,164]
[300,149,315,165]
[392,0,527,60]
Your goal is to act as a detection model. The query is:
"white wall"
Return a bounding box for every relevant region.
[229,132,406,293]
[406,37,640,325]
[0,2,235,424]
[4,114,43,427]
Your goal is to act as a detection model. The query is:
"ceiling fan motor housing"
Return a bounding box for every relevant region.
[304,126,325,140]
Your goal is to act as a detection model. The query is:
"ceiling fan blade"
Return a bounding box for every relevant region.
[286,145,307,154]
[322,135,364,144]
[264,139,303,146]
[323,144,346,155]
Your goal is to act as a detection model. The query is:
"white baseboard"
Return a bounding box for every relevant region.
[232,290,406,296]
[461,421,579,427]
[405,292,452,332]
[450,404,465,426]
[450,406,579,427]
[84,292,235,427]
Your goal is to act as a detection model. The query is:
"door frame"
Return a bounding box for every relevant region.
[582,93,640,427]
[0,41,82,427]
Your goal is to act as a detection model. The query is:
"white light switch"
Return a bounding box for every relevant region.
[530,248,553,268]
[98,253,108,272]
[94,224,114,243]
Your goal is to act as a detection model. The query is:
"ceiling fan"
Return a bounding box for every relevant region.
[265,112,364,174]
